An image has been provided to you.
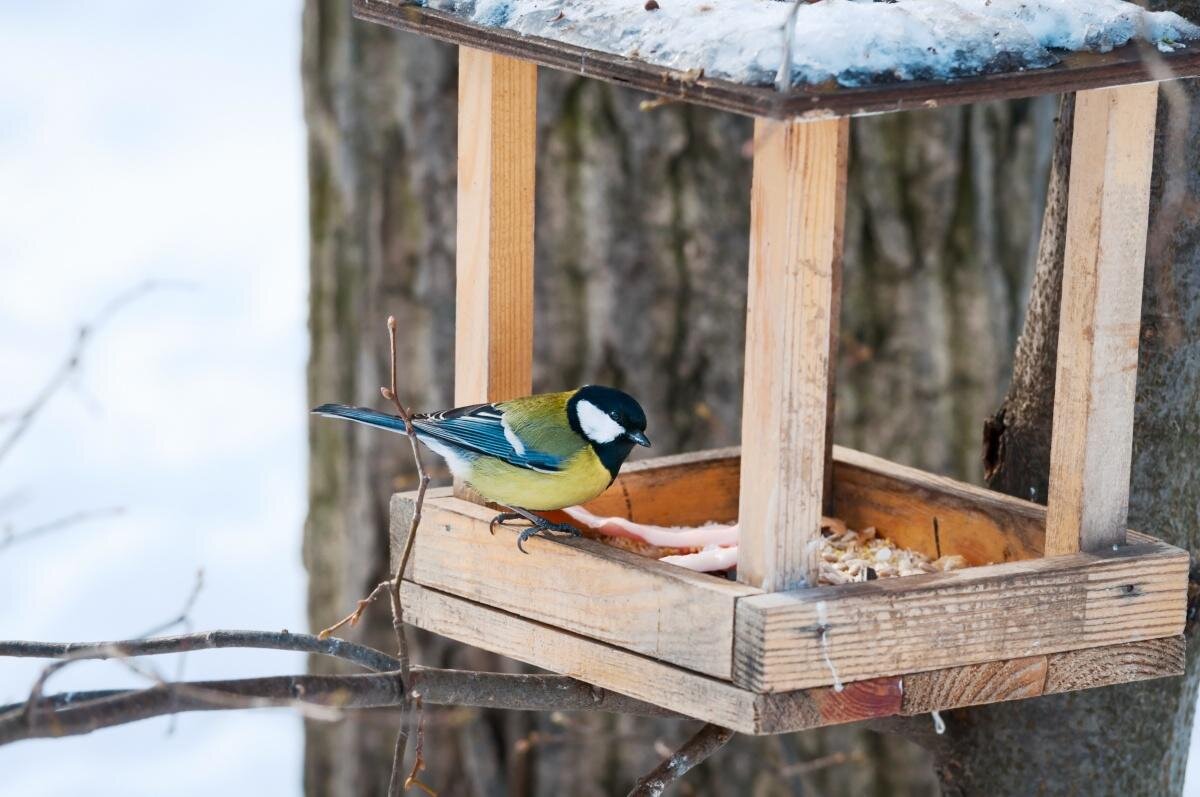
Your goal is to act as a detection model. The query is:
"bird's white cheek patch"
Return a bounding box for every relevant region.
[576,399,625,444]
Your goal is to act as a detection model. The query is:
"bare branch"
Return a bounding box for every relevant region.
[627,724,735,797]
[0,630,401,673]
[0,506,124,551]
[0,667,677,724]
[138,568,205,639]
[0,665,679,747]
[376,313,433,789]
[318,578,392,640]
[779,749,865,778]
[0,672,407,745]
[0,280,179,469]
[379,313,431,685]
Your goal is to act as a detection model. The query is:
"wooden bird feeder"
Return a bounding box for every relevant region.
[359,0,1199,734]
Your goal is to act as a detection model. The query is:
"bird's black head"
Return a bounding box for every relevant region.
[567,385,650,479]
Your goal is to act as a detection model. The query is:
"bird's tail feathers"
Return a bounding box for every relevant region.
[312,403,409,434]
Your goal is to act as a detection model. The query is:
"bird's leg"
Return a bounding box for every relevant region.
[500,506,581,554]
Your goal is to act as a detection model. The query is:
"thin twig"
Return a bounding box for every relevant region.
[139,568,205,638]
[779,749,865,777]
[0,506,124,551]
[375,313,432,790]
[380,313,431,685]
[401,699,436,796]
[318,578,393,640]
[627,724,735,797]
[0,280,177,469]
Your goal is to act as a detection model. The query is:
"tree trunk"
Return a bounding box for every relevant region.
[942,29,1200,797]
[302,3,1054,794]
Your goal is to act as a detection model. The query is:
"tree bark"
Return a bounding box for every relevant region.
[302,3,1054,794]
[944,31,1200,797]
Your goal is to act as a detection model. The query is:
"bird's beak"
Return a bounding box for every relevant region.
[627,430,651,447]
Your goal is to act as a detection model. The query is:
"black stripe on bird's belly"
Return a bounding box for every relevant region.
[592,439,636,483]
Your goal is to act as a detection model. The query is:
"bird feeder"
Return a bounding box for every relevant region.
[359,0,1199,733]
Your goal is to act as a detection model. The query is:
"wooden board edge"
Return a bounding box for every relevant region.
[733,541,1188,692]
[392,491,753,679]
[394,490,759,598]
[400,582,1184,735]
[1043,634,1185,694]
[399,580,763,733]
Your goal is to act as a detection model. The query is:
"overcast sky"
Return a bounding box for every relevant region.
[0,2,308,794]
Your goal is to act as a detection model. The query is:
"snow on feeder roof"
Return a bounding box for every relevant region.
[357,0,1200,117]
[454,0,1200,88]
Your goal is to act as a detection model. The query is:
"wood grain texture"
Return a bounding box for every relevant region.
[734,538,1187,692]
[738,116,848,592]
[562,446,741,527]
[455,47,536,407]
[399,580,766,733]
[353,0,1200,120]
[1045,83,1159,555]
[392,490,757,679]
[832,445,1046,564]
[901,656,1048,715]
[500,444,1158,566]
[401,581,1184,734]
[1044,635,1185,694]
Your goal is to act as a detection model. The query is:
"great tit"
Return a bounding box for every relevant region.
[313,385,650,551]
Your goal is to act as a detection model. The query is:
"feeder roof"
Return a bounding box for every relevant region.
[356,0,1200,118]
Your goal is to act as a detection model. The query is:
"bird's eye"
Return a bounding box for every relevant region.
[610,411,619,420]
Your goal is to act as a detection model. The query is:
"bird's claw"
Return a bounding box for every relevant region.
[489,512,523,536]
[514,518,582,555]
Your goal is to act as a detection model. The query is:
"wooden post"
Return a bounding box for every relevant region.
[455,47,537,407]
[737,116,849,591]
[1045,83,1158,556]
[454,48,537,499]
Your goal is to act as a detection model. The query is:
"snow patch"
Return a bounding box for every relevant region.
[434,0,1200,87]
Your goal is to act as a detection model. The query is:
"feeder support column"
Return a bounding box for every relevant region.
[737,117,848,591]
[455,48,536,407]
[1046,83,1158,555]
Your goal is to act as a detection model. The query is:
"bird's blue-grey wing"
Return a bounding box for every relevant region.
[411,404,563,473]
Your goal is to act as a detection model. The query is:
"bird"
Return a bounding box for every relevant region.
[312,385,650,552]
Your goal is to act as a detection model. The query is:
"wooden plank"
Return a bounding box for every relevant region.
[733,538,1188,692]
[403,579,907,735]
[1046,83,1159,555]
[1044,635,1185,694]
[738,116,848,592]
[901,656,1048,715]
[496,444,1159,565]
[454,46,536,407]
[567,446,741,527]
[399,580,764,733]
[832,446,1045,564]
[401,584,1182,734]
[354,0,1200,120]
[392,491,757,679]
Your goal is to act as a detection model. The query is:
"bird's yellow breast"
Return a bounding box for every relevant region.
[464,446,614,510]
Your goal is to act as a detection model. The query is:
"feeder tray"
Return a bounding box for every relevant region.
[361,0,1192,733]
